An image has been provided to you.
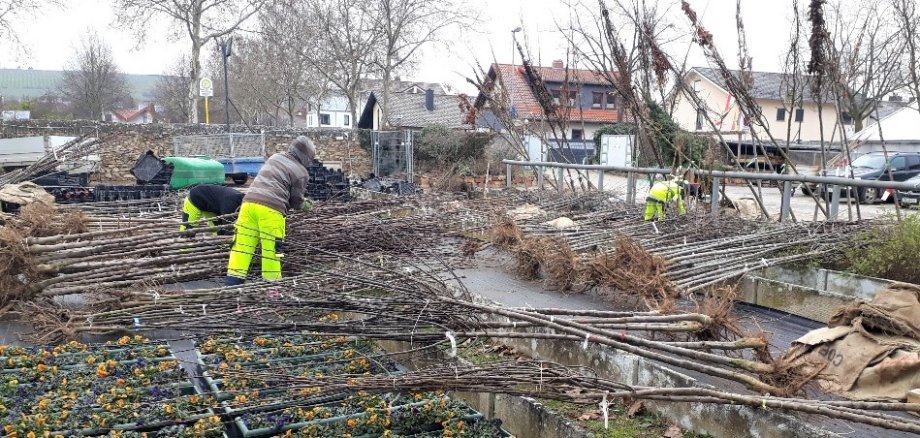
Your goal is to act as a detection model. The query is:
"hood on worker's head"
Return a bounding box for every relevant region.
[288,136,316,167]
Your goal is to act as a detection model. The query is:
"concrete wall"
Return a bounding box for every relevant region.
[490,323,837,438]
[378,339,587,438]
[0,120,372,182]
[673,71,842,143]
[737,266,892,323]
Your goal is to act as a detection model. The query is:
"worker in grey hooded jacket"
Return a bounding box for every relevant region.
[225,136,315,286]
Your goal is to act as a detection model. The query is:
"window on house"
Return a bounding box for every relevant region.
[344,114,351,126]
[572,129,584,140]
[776,108,786,122]
[551,89,561,105]
[605,93,617,110]
[592,92,604,109]
[695,109,704,131]
[320,113,331,125]
[567,90,577,107]
[841,112,853,125]
[794,108,804,122]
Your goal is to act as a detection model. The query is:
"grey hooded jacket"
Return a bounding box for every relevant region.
[243,136,314,214]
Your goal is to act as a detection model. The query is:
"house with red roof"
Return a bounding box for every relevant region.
[473,60,624,162]
[106,104,159,124]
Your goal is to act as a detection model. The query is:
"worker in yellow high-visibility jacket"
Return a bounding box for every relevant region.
[644,180,687,221]
[225,136,315,286]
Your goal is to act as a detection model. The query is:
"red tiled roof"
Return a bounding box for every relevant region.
[527,65,610,85]
[112,105,155,122]
[479,63,621,124]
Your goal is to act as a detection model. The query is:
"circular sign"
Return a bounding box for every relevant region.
[199,78,214,97]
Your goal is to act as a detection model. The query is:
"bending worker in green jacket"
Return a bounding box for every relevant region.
[225,136,315,286]
[644,179,687,221]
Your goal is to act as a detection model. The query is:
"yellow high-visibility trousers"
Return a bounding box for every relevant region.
[644,199,665,221]
[180,197,217,232]
[226,202,286,282]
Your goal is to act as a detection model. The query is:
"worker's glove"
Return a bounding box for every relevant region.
[301,199,313,212]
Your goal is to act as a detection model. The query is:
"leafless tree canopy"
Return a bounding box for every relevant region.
[824,2,906,131]
[290,0,379,124]
[0,0,62,47]
[152,56,194,123]
[112,0,267,123]
[369,0,472,127]
[59,32,132,120]
[892,0,920,114]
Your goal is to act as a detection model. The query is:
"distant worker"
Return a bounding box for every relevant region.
[180,184,244,235]
[225,136,315,286]
[644,179,687,221]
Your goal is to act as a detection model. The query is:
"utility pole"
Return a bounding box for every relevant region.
[219,37,234,133]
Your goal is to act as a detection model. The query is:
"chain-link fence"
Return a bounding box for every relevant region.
[173,133,265,159]
[371,130,413,180]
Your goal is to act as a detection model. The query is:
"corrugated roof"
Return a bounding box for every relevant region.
[691,67,834,103]
[0,68,164,101]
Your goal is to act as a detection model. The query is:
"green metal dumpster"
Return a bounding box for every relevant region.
[162,156,225,189]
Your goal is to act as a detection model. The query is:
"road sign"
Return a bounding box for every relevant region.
[199,78,214,97]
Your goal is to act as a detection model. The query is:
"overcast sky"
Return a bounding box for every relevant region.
[0,0,800,93]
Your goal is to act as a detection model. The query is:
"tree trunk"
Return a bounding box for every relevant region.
[187,40,202,124]
[347,84,358,130]
[381,66,392,129]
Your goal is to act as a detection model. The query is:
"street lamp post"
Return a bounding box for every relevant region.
[219,37,234,133]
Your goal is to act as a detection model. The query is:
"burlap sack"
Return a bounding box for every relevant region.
[0,182,54,206]
[830,283,920,340]
[790,283,920,400]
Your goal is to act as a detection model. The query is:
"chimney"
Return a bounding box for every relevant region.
[425,88,435,111]
[552,60,564,69]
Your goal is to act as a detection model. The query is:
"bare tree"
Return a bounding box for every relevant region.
[258,1,333,126]
[369,0,469,128]
[892,0,920,114]
[59,32,132,120]
[293,0,379,124]
[825,2,906,131]
[0,0,62,47]
[153,56,195,123]
[203,38,273,125]
[112,0,267,123]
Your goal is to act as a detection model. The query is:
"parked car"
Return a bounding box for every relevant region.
[897,174,920,208]
[803,152,920,204]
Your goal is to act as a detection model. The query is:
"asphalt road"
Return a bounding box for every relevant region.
[552,170,913,221]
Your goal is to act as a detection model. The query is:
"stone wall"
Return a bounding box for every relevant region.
[0,121,372,182]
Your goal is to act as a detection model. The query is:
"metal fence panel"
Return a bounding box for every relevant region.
[370,130,414,180]
[173,133,265,159]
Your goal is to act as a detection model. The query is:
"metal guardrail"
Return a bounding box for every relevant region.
[503,159,920,222]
